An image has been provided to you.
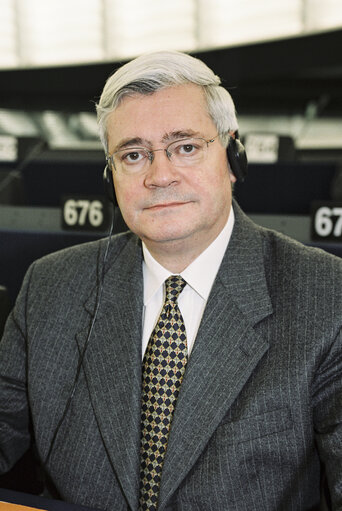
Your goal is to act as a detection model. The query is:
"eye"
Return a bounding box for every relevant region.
[180,143,196,154]
[121,149,147,164]
[171,139,201,156]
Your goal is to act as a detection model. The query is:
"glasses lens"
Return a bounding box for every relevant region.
[114,147,149,174]
[168,138,206,166]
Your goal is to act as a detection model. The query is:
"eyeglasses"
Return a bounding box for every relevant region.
[106,135,219,175]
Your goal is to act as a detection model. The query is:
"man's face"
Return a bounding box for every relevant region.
[106,83,236,260]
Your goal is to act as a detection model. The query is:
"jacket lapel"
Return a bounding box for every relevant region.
[158,202,273,509]
[76,234,143,511]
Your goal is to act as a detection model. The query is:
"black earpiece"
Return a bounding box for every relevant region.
[227,133,248,182]
[103,164,117,206]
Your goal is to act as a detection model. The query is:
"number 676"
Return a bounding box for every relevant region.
[63,199,104,228]
[314,207,342,237]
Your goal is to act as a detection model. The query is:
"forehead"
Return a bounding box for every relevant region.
[106,84,215,151]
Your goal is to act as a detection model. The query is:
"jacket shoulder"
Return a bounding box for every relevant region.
[33,230,137,270]
[20,230,139,300]
[260,224,342,272]
[257,225,342,317]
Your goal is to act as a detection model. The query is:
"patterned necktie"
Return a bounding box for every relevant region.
[139,275,187,510]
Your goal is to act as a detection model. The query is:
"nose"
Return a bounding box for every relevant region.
[144,150,179,188]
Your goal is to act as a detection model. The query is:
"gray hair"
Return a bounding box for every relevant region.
[96,50,239,154]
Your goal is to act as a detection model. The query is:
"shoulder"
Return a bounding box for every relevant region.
[257,226,342,326]
[33,230,137,270]
[10,230,142,333]
[259,223,342,276]
[233,200,342,278]
[22,230,140,296]
[232,201,342,317]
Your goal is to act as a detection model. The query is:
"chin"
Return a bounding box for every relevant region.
[142,227,195,245]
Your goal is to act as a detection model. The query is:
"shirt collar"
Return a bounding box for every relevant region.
[142,207,235,305]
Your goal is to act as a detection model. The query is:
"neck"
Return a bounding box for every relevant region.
[143,230,223,274]
[142,204,232,273]
[146,244,200,273]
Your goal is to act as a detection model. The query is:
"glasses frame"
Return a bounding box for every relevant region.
[106,134,220,174]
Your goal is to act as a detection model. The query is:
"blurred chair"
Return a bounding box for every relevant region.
[0,285,11,336]
[0,170,26,205]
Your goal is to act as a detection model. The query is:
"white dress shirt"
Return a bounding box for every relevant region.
[141,207,235,358]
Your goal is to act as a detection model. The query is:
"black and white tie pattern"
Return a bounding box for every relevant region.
[139,275,187,510]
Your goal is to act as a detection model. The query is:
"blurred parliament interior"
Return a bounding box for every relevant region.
[0,0,342,494]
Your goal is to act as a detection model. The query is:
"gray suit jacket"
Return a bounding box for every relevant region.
[1,201,342,510]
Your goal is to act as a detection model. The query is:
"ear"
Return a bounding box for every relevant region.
[229,167,237,183]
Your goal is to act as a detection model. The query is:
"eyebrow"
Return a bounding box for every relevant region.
[113,129,202,152]
[161,130,201,143]
[114,137,145,152]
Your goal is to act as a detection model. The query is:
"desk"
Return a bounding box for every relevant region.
[0,489,102,511]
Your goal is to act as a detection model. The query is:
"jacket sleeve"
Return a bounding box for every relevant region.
[0,264,35,474]
[313,326,342,508]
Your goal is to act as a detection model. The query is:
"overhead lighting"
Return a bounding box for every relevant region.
[0,0,18,68]
[18,0,104,66]
[103,0,196,59]
[197,0,303,48]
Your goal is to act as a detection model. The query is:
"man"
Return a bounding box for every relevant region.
[1,51,342,511]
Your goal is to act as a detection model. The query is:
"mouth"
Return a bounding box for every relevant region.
[145,201,190,211]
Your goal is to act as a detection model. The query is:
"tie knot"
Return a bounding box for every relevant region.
[165,275,186,303]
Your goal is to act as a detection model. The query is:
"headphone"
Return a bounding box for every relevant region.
[226,132,248,183]
[103,162,117,205]
[103,132,248,206]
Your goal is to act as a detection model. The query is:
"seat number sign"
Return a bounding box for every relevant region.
[61,196,110,231]
[311,201,342,241]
